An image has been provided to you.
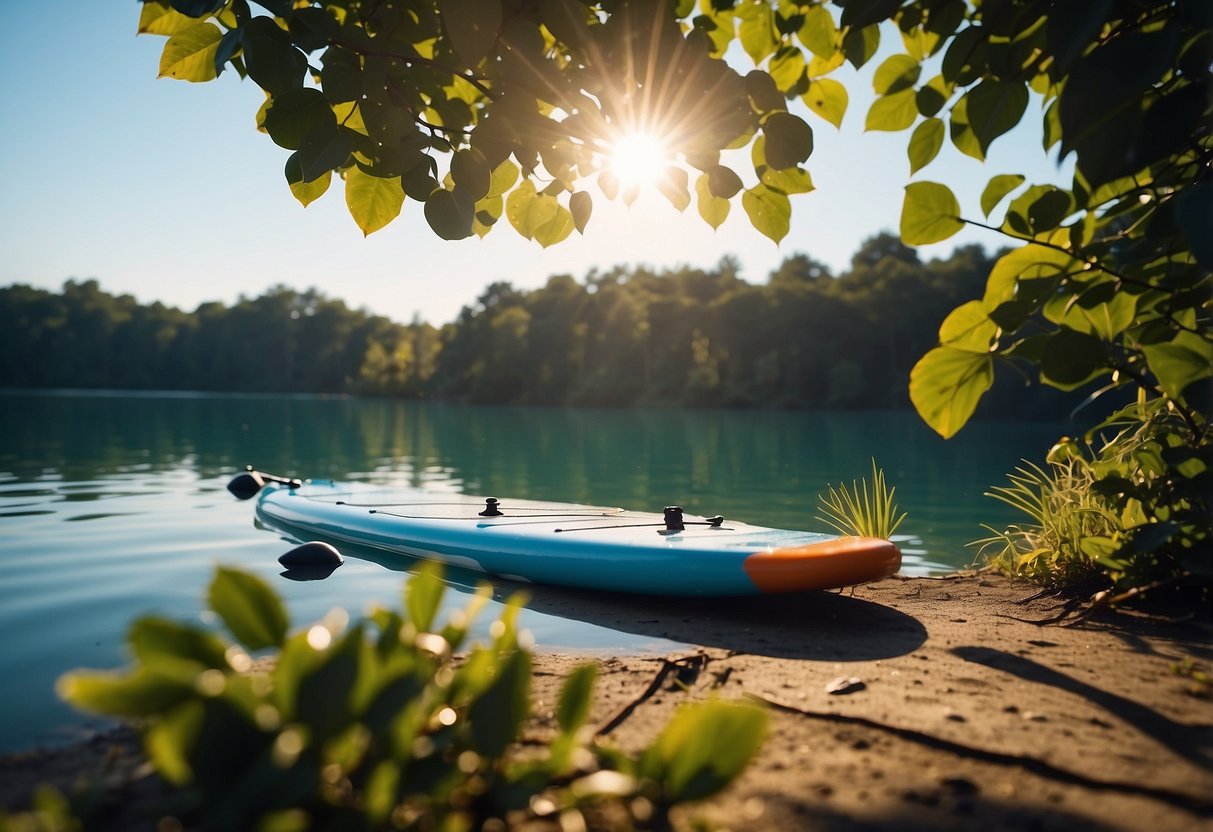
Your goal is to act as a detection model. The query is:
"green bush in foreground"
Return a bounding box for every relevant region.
[51,565,766,830]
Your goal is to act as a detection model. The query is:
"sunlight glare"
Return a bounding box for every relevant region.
[610,132,667,189]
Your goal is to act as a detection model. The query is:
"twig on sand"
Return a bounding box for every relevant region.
[995,596,1085,625]
[595,654,708,736]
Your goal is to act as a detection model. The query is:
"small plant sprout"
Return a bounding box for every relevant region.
[816,460,907,540]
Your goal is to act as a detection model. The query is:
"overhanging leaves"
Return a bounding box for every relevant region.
[802,78,848,128]
[741,184,791,243]
[909,347,994,438]
[907,117,943,173]
[158,21,222,82]
[980,174,1025,217]
[900,181,963,245]
[345,167,405,236]
[438,0,501,68]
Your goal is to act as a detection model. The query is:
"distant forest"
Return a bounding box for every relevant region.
[0,234,1080,416]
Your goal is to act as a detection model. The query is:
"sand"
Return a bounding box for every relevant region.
[3,574,1211,830]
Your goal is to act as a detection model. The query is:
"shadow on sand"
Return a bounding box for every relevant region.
[274,530,927,662]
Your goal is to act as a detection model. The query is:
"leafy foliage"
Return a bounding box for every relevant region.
[55,564,766,830]
[816,459,906,540]
[976,399,1211,590]
[128,1,1212,588]
[134,0,821,243]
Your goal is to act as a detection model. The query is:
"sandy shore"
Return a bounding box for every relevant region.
[3,574,1211,830]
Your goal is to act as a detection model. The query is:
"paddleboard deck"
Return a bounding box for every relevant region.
[254,480,901,596]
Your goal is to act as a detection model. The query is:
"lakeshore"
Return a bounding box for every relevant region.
[3,574,1211,830]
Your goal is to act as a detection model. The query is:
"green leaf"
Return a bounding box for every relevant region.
[841,23,880,68]
[840,0,903,29]
[802,78,847,128]
[1142,333,1213,400]
[982,234,1079,306]
[533,205,575,248]
[169,0,225,16]
[737,1,778,64]
[808,50,845,78]
[345,167,405,236]
[57,669,193,717]
[296,129,353,182]
[707,165,744,199]
[213,28,242,77]
[263,88,336,150]
[965,80,1029,154]
[208,566,288,651]
[907,117,943,173]
[760,162,813,195]
[915,74,951,117]
[569,190,592,234]
[798,5,837,58]
[1078,292,1136,342]
[872,54,920,95]
[695,174,730,229]
[910,347,994,438]
[472,194,503,237]
[865,88,917,132]
[1004,185,1075,236]
[506,179,558,240]
[425,188,476,240]
[640,701,767,803]
[468,648,531,758]
[744,70,785,113]
[938,300,997,353]
[401,158,440,201]
[158,21,222,82]
[241,16,307,95]
[128,616,229,674]
[768,46,806,93]
[1047,0,1115,74]
[762,112,814,169]
[438,0,501,67]
[286,156,332,207]
[320,46,363,104]
[742,184,791,243]
[556,663,597,733]
[947,95,984,161]
[900,181,962,245]
[486,159,519,198]
[139,1,195,36]
[980,174,1025,217]
[145,700,203,786]
[1039,328,1107,391]
[405,563,445,632]
[450,149,491,201]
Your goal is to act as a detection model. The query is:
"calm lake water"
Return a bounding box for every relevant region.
[0,390,1068,751]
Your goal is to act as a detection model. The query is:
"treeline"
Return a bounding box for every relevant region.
[0,281,439,396]
[0,234,1076,415]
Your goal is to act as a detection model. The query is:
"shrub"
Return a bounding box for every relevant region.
[51,564,766,830]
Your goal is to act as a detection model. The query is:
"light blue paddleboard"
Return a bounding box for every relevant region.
[252,479,900,596]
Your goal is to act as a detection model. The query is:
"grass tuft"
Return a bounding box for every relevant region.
[816,459,907,540]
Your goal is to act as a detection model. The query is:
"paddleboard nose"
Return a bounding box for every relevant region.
[742,537,901,593]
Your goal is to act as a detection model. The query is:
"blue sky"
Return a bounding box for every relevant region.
[0,3,1070,326]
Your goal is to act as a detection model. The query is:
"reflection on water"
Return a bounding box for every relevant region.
[0,390,1070,751]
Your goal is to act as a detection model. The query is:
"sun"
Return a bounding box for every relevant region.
[610,132,668,189]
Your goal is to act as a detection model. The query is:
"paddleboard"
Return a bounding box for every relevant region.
[250,478,901,596]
